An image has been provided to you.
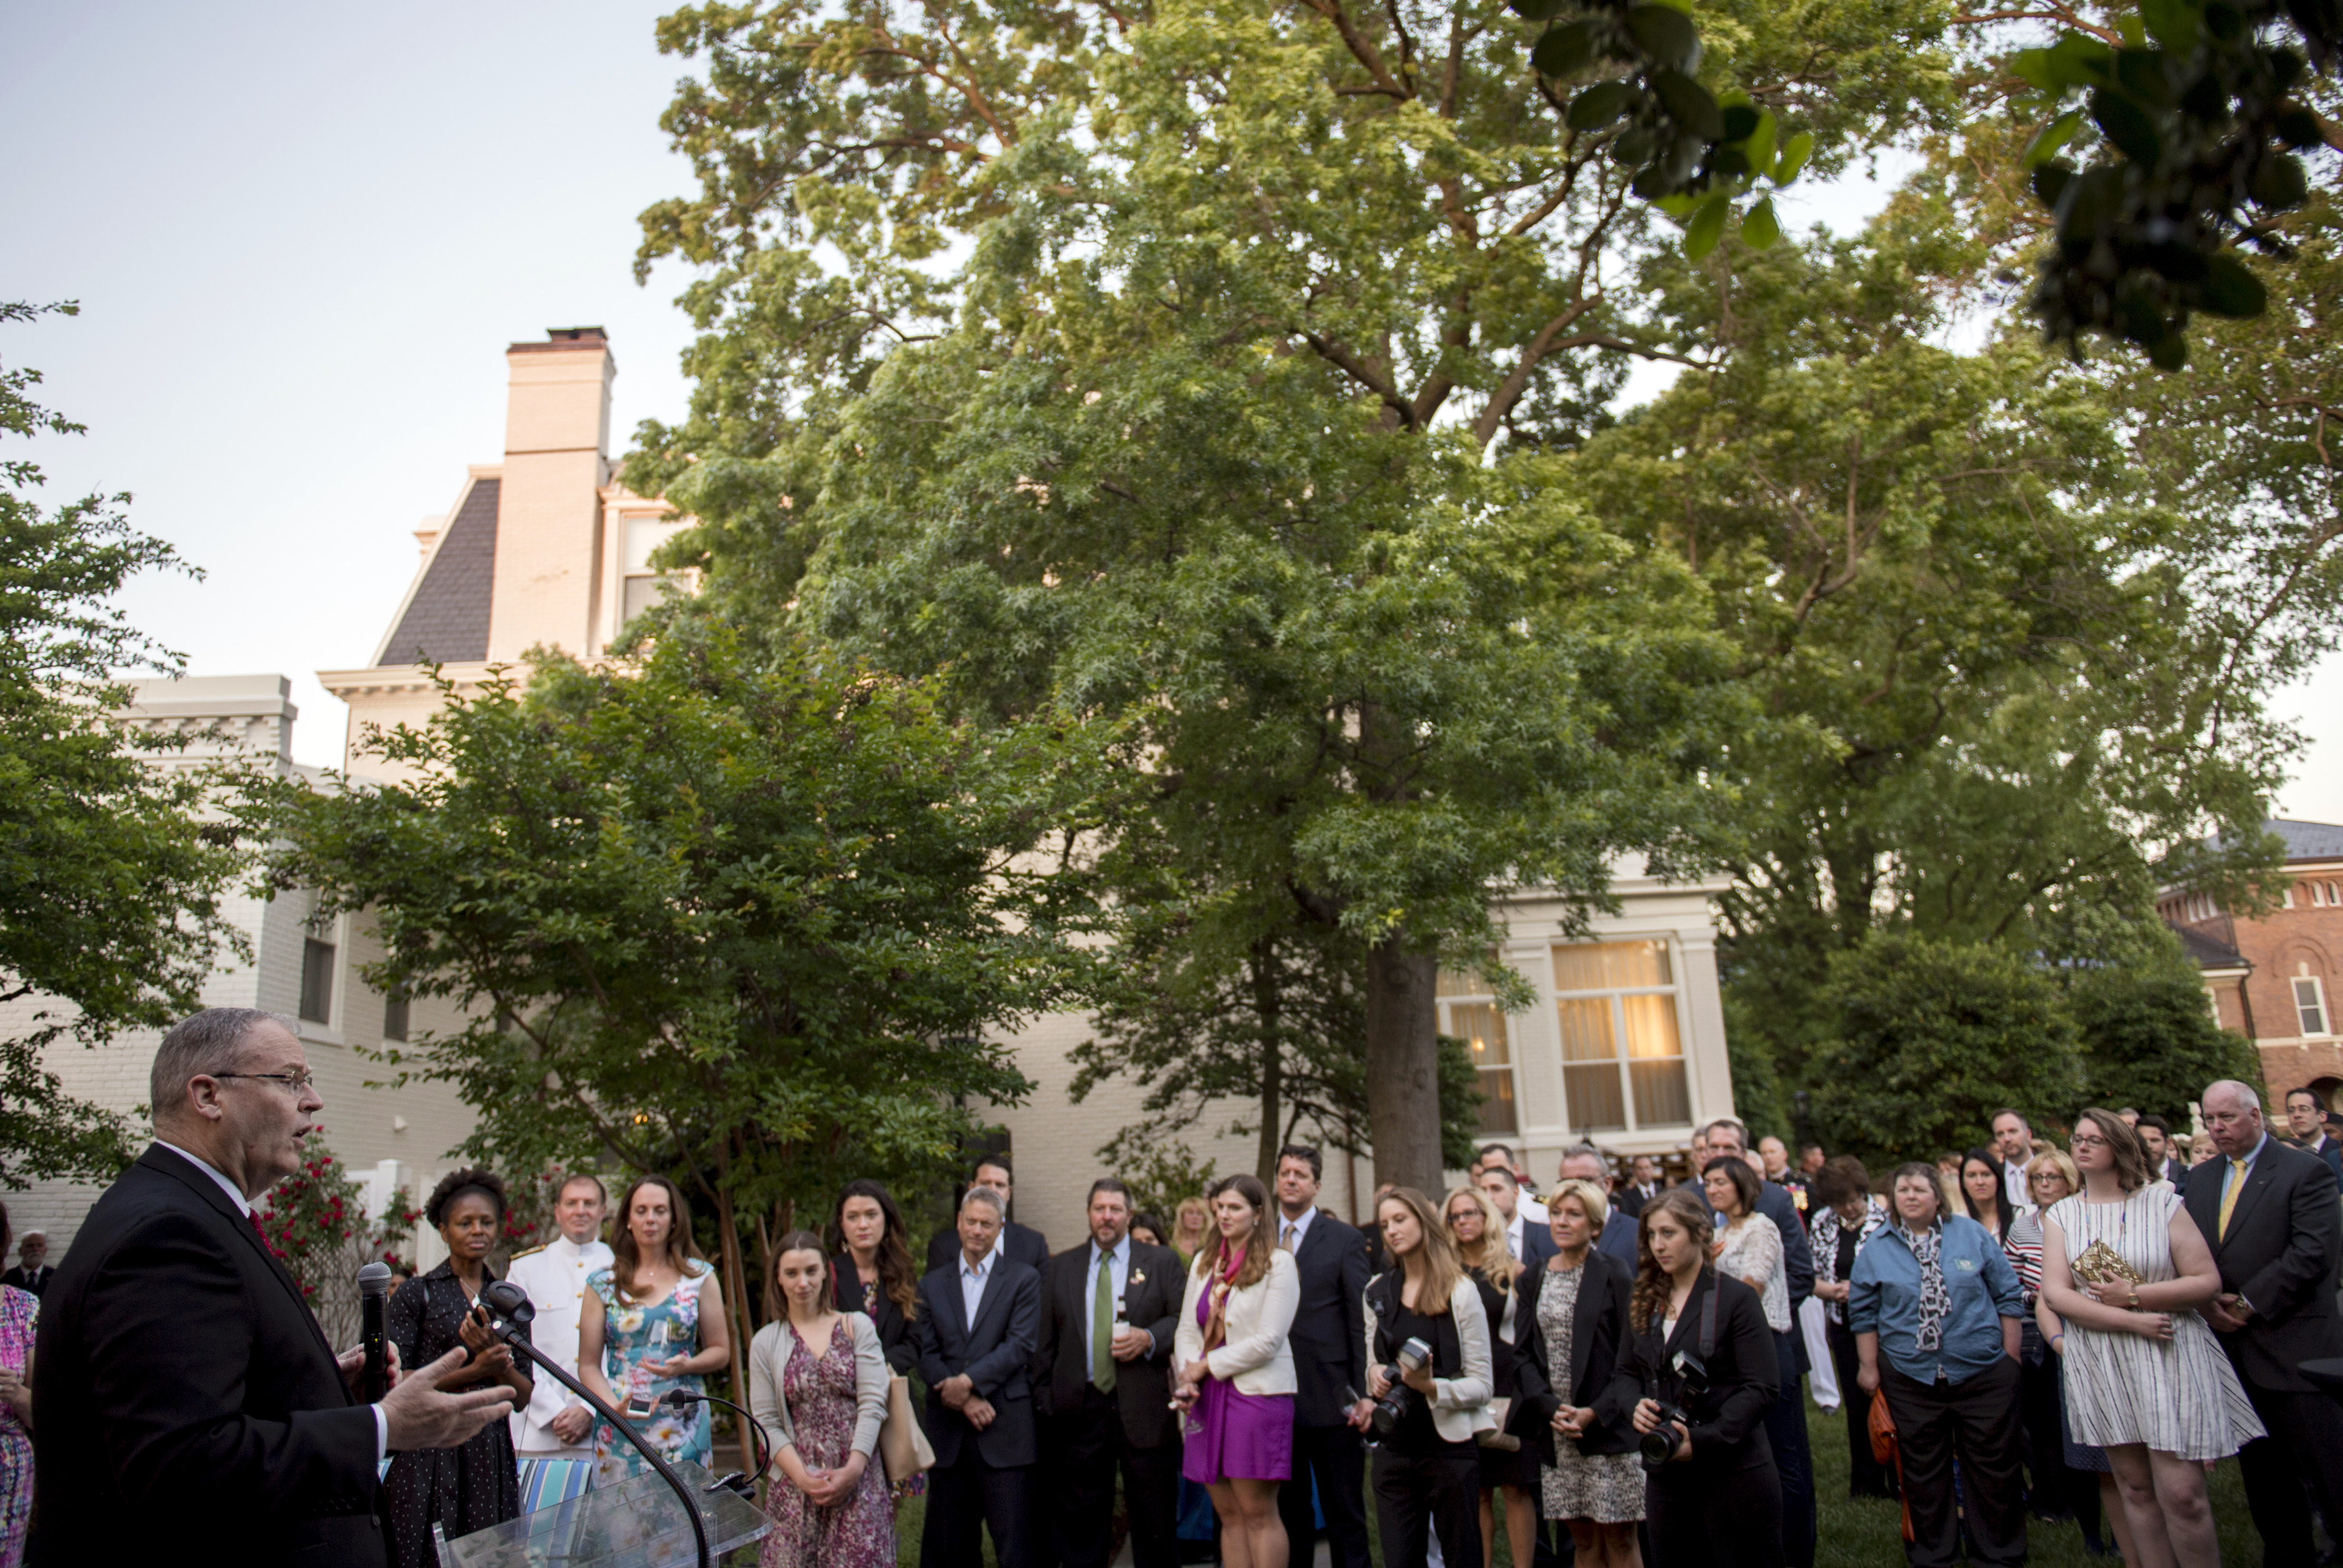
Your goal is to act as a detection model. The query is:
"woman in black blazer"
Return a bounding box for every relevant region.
[827,1178,920,1373]
[1609,1186,1782,1568]
[1514,1177,1642,1568]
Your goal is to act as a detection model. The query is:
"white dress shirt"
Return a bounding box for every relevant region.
[507,1232,616,1454]
[155,1140,389,1462]
[2003,1155,2031,1211]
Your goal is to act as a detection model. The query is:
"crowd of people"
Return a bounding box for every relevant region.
[14,1007,2343,1568]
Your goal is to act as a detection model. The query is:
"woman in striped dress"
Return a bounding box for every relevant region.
[2041,1108,2262,1568]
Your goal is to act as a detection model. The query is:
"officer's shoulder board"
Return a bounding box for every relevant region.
[508,1244,549,1262]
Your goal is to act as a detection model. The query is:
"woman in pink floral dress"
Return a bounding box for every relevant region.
[0,1205,38,1568]
[748,1230,895,1568]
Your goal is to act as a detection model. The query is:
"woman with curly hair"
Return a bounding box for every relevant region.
[382,1168,534,1568]
[579,1174,732,1486]
[827,1179,920,1374]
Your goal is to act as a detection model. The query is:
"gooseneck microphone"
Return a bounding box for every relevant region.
[358,1262,392,1403]
[479,1279,712,1568]
[662,1387,773,1492]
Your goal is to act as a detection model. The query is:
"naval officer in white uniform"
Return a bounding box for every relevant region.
[506,1173,615,1458]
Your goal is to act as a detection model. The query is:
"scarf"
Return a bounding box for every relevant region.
[1202,1247,1247,1357]
[1907,1219,1948,1354]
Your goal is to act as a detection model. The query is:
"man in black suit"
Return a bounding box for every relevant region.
[1615,1155,1662,1220]
[927,1156,1051,1274]
[0,1231,51,1298]
[1478,1164,1559,1267]
[2283,1085,2343,1183]
[2185,1080,2343,1568]
[917,1184,1042,1568]
[1035,1178,1184,1568]
[1271,1144,1374,1568]
[29,1008,515,1568]
[2134,1113,2189,1186]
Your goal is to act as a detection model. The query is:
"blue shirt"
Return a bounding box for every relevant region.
[1847,1213,2024,1386]
[959,1247,996,1326]
[2218,1130,2271,1210]
[1082,1235,1132,1376]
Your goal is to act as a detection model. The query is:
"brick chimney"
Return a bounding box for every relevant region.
[485,327,614,661]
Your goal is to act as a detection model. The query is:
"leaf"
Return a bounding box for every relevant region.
[1721,105,1761,142]
[2139,0,2200,51]
[1653,190,1703,218]
[1740,194,1781,249]
[2115,48,2175,109]
[2198,252,2267,318]
[2089,87,2161,164]
[1624,4,1701,73]
[1532,18,1598,75]
[1651,69,1723,141]
[1684,192,1730,259]
[2032,161,2074,208]
[1743,109,1778,178]
[2115,10,2147,46]
[2009,48,2067,93]
[1510,0,1568,18]
[2023,110,2084,167]
[2249,153,2308,210]
[1567,80,1636,131]
[1773,130,1813,186]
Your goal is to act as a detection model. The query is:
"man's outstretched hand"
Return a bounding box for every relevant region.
[380,1345,518,1451]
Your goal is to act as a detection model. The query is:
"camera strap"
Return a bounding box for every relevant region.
[1699,1279,1718,1362]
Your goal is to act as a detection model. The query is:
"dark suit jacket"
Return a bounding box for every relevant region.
[926,1220,1050,1277]
[1514,1250,1637,1458]
[29,1144,384,1568]
[1034,1238,1182,1445]
[2301,1132,2343,1185]
[1607,1268,1777,1474]
[830,1254,919,1374]
[1510,1212,1559,1269]
[1614,1184,1657,1221]
[0,1265,50,1298]
[915,1255,1042,1468]
[1284,1209,1371,1427]
[2181,1135,2343,1394]
[1595,1210,1639,1267]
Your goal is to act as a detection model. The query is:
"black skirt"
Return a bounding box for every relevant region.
[381,1264,527,1568]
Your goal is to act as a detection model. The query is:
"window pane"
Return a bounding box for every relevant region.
[1556,997,1616,1062]
[1438,957,1499,997]
[623,574,679,622]
[1446,1003,1510,1066]
[1630,1060,1692,1127]
[382,991,409,1043]
[1550,939,1673,992]
[2298,978,2330,1036]
[624,516,685,572]
[1479,1067,1520,1135]
[1622,994,1682,1059]
[300,939,336,1024]
[1565,1063,1627,1132]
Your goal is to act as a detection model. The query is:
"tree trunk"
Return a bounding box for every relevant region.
[1252,936,1284,1184]
[1364,935,1443,1195]
[709,1141,758,1478]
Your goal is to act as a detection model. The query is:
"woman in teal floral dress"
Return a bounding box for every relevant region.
[578,1175,733,1486]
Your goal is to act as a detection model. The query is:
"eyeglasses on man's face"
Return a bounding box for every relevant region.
[213,1070,316,1094]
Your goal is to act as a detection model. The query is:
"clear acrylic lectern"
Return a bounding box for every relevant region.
[433,1460,771,1567]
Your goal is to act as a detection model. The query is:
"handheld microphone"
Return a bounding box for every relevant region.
[358,1262,393,1402]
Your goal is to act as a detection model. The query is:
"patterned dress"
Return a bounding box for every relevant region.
[759,1319,895,1568]
[1534,1263,1643,1526]
[380,1263,529,1568]
[2047,1188,2264,1460]
[589,1264,716,1485]
[0,1286,35,1568]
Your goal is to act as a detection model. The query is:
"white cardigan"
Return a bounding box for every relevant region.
[1173,1249,1299,1396]
[1362,1275,1495,1444]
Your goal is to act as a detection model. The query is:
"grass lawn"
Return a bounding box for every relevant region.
[869,1395,2268,1567]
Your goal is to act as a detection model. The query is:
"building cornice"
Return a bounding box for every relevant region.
[317,661,503,699]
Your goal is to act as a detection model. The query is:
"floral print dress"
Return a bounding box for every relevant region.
[588,1264,716,1485]
[759,1318,895,1568]
[0,1286,35,1568]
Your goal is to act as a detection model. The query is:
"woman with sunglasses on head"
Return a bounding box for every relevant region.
[1363,1187,1494,1568]
[2039,1109,2261,1568]
[1610,1186,1781,1568]
[381,1168,534,1568]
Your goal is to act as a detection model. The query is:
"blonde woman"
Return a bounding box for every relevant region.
[1365,1188,1494,1568]
[1445,1185,1535,1568]
[1518,1179,1642,1568]
[1174,1173,1298,1568]
[1172,1197,1212,1265]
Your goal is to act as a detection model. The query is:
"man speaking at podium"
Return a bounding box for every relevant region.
[29,1008,519,1568]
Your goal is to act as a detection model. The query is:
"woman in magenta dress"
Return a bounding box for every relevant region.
[0,1204,34,1568]
[1173,1174,1299,1568]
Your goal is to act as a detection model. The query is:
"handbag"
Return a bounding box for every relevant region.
[879,1373,935,1484]
[1868,1380,1915,1545]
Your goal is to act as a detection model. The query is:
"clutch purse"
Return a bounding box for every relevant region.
[2070,1238,2145,1288]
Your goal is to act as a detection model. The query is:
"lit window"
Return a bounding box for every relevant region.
[1550,940,1691,1133]
[300,938,336,1025]
[2298,976,2332,1037]
[1437,965,1518,1135]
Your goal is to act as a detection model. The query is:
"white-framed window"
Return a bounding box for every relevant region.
[2296,971,2332,1037]
[1550,939,1692,1134]
[1436,968,1518,1136]
[2308,880,2343,908]
[620,515,690,624]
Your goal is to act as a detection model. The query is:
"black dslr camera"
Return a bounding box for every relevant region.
[1369,1336,1433,1437]
[1638,1347,1708,1471]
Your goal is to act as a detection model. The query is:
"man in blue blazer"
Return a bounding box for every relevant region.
[916,1186,1043,1568]
[1271,1145,1374,1568]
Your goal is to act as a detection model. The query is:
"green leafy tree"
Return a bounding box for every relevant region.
[1804,933,2087,1168]
[252,1132,421,1346]
[0,301,251,1186]
[2064,929,2264,1121]
[269,628,1105,1374]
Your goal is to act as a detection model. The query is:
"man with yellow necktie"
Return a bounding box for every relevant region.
[2182,1080,2343,1568]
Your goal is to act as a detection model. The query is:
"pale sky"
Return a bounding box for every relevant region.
[6,1,2338,825]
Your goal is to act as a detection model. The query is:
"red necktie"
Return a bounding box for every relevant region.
[247,1209,272,1249]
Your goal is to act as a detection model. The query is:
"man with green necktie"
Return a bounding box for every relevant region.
[1036,1178,1186,1568]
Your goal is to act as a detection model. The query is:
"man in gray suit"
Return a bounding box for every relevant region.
[2186,1080,2343,1568]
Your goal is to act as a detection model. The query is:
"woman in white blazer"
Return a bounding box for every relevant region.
[1362,1187,1495,1568]
[747,1230,895,1568]
[1173,1173,1299,1568]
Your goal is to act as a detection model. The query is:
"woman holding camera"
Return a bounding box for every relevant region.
[1612,1186,1782,1568]
[1362,1187,1495,1568]
[1516,1177,1643,1568]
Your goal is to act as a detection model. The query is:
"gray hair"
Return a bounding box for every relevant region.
[2203,1079,2263,1113]
[150,1008,297,1123]
[1695,1117,1749,1152]
[959,1184,1005,1219]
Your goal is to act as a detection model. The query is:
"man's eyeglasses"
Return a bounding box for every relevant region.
[213,1071,316,1094]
